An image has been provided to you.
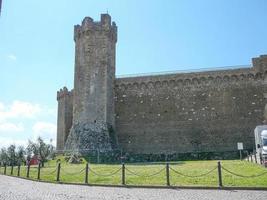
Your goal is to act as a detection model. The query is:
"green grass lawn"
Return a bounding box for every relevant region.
[1,157,267,187]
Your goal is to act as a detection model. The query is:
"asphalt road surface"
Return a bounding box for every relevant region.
[0,175,267,200]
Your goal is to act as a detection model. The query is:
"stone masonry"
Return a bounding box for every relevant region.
[57,14,267,154]
[61,14,117,152]
[56,87,73,151]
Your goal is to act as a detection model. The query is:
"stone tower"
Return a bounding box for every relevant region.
[64,14,117,152]
[56,87,73,152]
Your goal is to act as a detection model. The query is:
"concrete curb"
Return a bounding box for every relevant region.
[1,174,267,191]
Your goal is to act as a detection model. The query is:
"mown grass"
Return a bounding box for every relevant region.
[1,157,267,187]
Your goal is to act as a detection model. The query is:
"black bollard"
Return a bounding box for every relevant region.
[4,164,6,175]
[37,163,41,180]
[122,163,125,185]
[26,163,30,178]
[11,165,14,175]
[166,163,170,186]
[85,163,89,184]
[56,163,61,182]
[17,165,20,177]
[217,161,223,187]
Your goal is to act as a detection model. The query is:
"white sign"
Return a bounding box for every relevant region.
[237,142,243,150]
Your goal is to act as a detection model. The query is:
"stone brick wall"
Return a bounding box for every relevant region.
[72,14,117,127]
[56,14,267,156]
[114,56,267,154]
[56,87,73,151]
[63,14,117,152]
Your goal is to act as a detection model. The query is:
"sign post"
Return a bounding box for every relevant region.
[237,142,243,160]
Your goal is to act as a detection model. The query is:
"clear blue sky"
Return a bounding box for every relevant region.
[0,0,267,147]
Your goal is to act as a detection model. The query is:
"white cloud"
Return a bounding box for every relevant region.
[0,122,24,133]
[0,102,4,110]
[0,137,28,148]
[32,122,56,145]
[7,54,17,61]
[42,107,57,117]
[0,100,42,122]
[0,101,57,148]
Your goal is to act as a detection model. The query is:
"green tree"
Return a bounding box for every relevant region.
[37,137,54,167]
[16,146,25,165]
[26,140,33,164]
[27,137,55,167]
[0,148,8,165]
[7,145,16,166]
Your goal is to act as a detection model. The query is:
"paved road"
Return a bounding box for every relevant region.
[0,175,267,200]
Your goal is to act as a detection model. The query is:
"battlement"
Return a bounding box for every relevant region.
[116,70,267,92]
[74,14,117,42]
[252,54,267,72]
[57,87,73,101]
[115,55,267,90]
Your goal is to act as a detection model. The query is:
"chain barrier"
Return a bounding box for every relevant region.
[89,167,122,177]
[170,166,217,178]
[221,166,267,178]
[125,167,165,178]
[46,168,57,175]
[61,167,85,176]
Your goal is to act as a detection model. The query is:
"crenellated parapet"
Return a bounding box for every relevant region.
[115,55,267,91]
[252,55,267,73]
[115,69,267,92]
[57,87,73,101]
[74,14,117,42]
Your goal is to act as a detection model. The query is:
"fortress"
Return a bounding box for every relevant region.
[56,14,267,157]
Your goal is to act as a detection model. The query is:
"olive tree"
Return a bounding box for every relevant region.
[7,145,16,166]
[27,137,55,167]
[0,148,8,165]
[16,146,25,165]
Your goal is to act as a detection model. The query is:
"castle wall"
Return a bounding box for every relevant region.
[114,62,267,154]
[56,13,267,156]
[56,87,73,151]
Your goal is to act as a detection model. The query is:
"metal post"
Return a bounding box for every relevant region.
[37,163,41,180]
[166,163,170,186]
[250,154,253,162]
[26,163,30,178]
[17,165,20,177]
[85,163,89,184]
[217,161,223,187]
[239,150,242,160]
[246,151,249,161]
[122,163,125,185]
[56,163,61,182]
[4,164,6,175]
[11,165,13,175]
